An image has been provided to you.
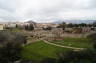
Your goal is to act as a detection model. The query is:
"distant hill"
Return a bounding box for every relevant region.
[53,20,96,24]
[27,20,36,24]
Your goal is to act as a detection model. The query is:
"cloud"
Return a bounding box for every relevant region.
[0,0,96,22]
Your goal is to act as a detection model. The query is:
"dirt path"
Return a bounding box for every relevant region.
[43,40,84,50]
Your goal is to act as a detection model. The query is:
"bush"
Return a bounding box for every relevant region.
[87,33,96,49]
[57,49,96,63]
[0,42,22,63]
[41,58,56,63]
[0,31,27,45]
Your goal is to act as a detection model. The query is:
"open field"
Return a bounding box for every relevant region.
[51,37,93,48]
[22,40,71,61]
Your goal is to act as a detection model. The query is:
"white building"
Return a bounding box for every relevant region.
[0,24,4,30]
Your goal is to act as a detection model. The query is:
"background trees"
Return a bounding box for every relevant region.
[79,23,87,27]
[93,21,96,27]
[43,26,52,30]
[57,22,66,30]
[67,23,74,28]
[57,22,91,29]
[25,24,34,31]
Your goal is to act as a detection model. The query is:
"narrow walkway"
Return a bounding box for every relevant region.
[43,40,84,50]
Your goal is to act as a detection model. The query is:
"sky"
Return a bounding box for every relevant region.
[0,0,96,23]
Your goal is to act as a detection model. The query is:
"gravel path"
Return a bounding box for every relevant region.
[43,40,84,50]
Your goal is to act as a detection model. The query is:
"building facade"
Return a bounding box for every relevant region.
[0,24,4,30]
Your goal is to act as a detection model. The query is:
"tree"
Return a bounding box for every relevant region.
[0,42,22,63]
[29,24,34,30]
[43,26,52,30]
[79,23,87,27]
[25,24,34,31]
[93,21,96,27]
[14,33,27,44]
[57,22,66,30]
[67,23,74,28]
[16,24,18,28]
[73,24,79,27]
[0,31,27,63]
[25,25,29,30]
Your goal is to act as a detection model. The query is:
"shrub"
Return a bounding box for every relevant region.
[0,31,27,45]
[87,33,96,49]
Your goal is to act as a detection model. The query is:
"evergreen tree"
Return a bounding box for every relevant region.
[29,24,34,30]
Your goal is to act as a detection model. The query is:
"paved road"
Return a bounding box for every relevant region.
[43,40,84,50]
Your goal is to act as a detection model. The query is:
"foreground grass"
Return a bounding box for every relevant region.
[51,37,92,48]
[22,40,70,61]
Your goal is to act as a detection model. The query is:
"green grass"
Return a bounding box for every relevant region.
[21,38,93,62]
[22,40,70,61]
[51,37,92,48]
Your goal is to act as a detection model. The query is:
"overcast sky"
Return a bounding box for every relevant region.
[0,0,96,22]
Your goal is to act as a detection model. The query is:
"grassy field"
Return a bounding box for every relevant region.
[21,37,93,62]
[51,37,92,48]
[22,40,70,61]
